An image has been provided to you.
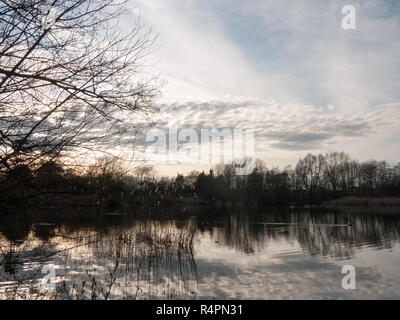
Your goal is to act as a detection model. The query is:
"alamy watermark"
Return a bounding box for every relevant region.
[42,264,56,290]
[41,4,59,30]
[341,265,356,290]
[145,120,255,175]
[342,5,356,30]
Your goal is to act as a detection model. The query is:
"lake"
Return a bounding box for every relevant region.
[1,206,400,299]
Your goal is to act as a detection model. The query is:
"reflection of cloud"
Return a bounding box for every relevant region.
[195,238,400,299]
[3,212,400,299]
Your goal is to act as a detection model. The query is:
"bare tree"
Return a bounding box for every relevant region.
[214,163,236,188]
[343,159,360,193]
[359,160,378,192]
[0,0,159,179]
[295,153,325,200]
[87,156,125,180]
[324,152,350,192]
[134,164,154,182]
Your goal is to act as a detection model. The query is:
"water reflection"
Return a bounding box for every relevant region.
[1,207,400,299]
[199,208,400,258]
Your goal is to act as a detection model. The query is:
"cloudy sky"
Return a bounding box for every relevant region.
[127,0,400,176]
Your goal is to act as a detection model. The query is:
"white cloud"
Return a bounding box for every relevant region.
[132,99,400,172]
[125,0,400,173]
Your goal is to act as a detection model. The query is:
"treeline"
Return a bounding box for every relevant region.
[190,152,400,205]
[1,152,400,212]
[0,157,128,211]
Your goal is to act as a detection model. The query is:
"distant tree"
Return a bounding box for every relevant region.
[263,167,290,205]
[186,170,200,186]
[174,174,185,194]
[36,160,64,186]
[88,156,125,180]
[359,160,378,193]
[324,152,350,192]
[215,163,236,188]
[295,153,325,202]
[393,163,400,194]
[7,164,32,183]
[134,164,155,182]
[342,160,360,193]
[195,171,215,199]
[194,171,207,198]
[246,169,264,204]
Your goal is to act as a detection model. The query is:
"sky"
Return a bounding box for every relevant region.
[125,0,400,176]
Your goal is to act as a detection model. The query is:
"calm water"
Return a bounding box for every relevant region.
[1,206,400,299]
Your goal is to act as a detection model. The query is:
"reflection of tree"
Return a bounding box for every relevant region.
[2,208,400,299]
[0,215,198,300]
[212,213,256,254]
[202,208,400,258]
[0,214,31,245]
[0,231,57,299]
[67,219,198,300]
